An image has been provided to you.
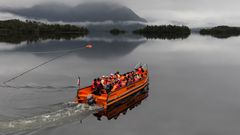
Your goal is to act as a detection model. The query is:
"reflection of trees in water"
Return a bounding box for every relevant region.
[203,34,239,39]
[200,26,240,39]
[0,33,86,44]
[136,33,190,40]
[5,34,147,59]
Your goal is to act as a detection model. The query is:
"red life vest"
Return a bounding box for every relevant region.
[138,67,143,74]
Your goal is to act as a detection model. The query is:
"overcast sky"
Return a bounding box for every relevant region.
[0,0,240,27]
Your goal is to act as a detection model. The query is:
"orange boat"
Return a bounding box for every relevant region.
[75,64,149,109]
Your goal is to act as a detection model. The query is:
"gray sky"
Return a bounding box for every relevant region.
[0,0,240,27]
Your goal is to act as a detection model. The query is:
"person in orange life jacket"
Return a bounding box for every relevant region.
[120,74,127,87]
[120,74,125,81]
[121,79,127,87]
[112,81,120,91]
[112,85,117,91]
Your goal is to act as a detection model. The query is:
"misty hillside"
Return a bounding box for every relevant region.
[1,3,147,22]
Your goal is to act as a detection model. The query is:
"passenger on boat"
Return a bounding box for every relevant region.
[135,69,139,77]
[139,66,144,73]
[100,76,107,88]
[112,81,120,91]
[121,79,127,87]
[120,74,127,87]
[105,80,112,93]
[91,67,146,95]
[134,74,140,82]
[126,73,132,86]
[120,74,125,81]
[115,71,121,79]
[92,79,97,91]
[137,66,144,78]
[95,78,103,95]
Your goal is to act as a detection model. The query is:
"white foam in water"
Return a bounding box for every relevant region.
[0,103,101,134]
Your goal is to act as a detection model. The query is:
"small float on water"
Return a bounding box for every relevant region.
[75,63,149,109]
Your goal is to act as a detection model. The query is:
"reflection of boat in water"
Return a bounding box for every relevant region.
[94,86,149,120]
[75,64,149,110]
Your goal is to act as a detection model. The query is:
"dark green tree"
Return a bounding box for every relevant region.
[133,25,191,39]
[0,19,88,43]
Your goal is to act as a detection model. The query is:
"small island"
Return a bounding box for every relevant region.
[110,28,126,35]
[200,26,240,38]
[133,25,191,39]
[0,19,88,43]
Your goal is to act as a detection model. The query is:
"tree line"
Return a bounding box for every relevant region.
[133,25,191,39]
[0,19,88,43]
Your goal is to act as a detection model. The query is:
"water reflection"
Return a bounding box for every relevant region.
[0,33,86,44]
[134,33,190,40]
[201,34,240,39]
[1,33,147,59]
[94,86,149,120]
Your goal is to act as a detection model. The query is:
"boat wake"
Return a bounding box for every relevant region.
[0,103,101,135]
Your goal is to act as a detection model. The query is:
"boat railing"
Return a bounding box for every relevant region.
[106,71,148,101]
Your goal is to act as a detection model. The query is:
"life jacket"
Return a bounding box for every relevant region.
[112,84,119,91]
[120,75,125,81]
[106,80,111,85]
[121,81,126,87]
[138,67,143,74]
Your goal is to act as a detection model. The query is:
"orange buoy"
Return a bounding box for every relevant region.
[86,44,93,48]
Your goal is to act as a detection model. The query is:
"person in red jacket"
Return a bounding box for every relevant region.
[137,66,144,78]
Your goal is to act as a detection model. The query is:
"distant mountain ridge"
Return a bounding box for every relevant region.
[1,2,147,23]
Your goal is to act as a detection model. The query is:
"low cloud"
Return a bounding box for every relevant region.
[0,0,240,27]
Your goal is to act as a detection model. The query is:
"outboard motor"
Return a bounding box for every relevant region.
[87,94,95,105]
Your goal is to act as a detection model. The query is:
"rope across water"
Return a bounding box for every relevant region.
[1,45,92,88]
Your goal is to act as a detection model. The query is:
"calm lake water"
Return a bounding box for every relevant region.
[0,33,240,135]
